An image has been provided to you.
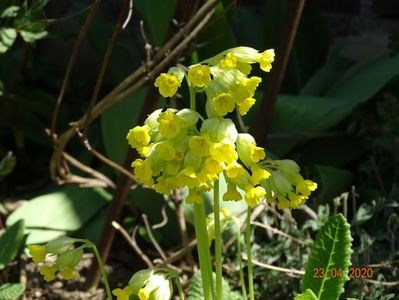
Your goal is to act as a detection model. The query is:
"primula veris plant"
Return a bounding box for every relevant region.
[126,46,318,300]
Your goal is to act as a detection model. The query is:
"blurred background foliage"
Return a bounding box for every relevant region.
[0,0,398,299]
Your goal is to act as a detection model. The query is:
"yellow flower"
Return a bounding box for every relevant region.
[40,265,57,282]
[155,142,175,161]
[211,142,237,164]
[250,146,266,163]
[212,93,235,116]
[296,179,317,197]
[219,52,237,68]
[257,49,275,72]
[166,161,180,175]
[226,161,245,178]
[189,135,212,157]
[138,288,150,300]
[154,73,180,98]
[237,97,256,116]
[223,183,242,201]
[157,110,180,139]
[204,157,224,175]
[126,125,151,149]
[132,159,153,186]
[176,168,198,188]
[244,185,266,206]
[186,190,203,204]
[113,285,135,300]
[28,245,47,265]
[251,165,271,185]
[236,61,252,75]
[60,267,76,280]
[188,65,211,87]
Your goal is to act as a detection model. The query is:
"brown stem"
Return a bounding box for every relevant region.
[50,0,102,138]
[255,0,306,145]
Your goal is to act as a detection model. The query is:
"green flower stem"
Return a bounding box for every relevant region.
[85,241,113,300]
[175,277,185,300]
[213,178,222,300]
[246,207,255,300]
[194,204,214,300]
[189,83,196,111]
[234,219,247,299]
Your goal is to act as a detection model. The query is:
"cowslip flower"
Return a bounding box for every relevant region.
[154,73,180,98]
[40,265,57,282]
[127,269,172,300]
[28,245,47,264]
[60,267,76,280]
[112,285,135,300]
[188,65,211,87]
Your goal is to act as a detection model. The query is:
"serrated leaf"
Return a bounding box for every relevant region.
[295,289,317,300]
[0,283,25,300]
[0,220,25,270]
[302,214,353,300]
[188,271,242,300]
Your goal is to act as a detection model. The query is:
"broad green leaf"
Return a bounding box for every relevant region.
[300,54,351,96]
[0,220,25,269]
[295,289,317,300]
[188,271,242,300]
[302,214,353,300]
[315,165,353,203]
[326,54,399,104]
[135,0,177,47]
[0,283,25,300]
[6,186,111,244]
[268,95,345,155]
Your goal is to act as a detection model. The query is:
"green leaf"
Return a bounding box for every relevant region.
[302,214,353,300]
[19,30,47,43]
[0,151,16,179]
[6,186,111,244]
[295,289,318,300]
[1,6,20,18]
[315,165,353,203]
[188,271,242,300]
[135,0,177,47]
[45,236,78,254]
[0,220,25,270]
[0,283,25,300]
[326,54,399,104]
[0,28,17,53]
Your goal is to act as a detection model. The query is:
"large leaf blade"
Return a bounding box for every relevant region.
[302,214,353,300]
[0,283,25,300]
[0,220,25,269]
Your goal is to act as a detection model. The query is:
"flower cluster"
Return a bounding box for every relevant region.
[112,269,172,300]
[27,237,83,282]
[127,46,317,208]
[260,160,318,209]
[128,108,272,206]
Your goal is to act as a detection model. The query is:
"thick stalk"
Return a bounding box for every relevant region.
[246,207,255,300]
[213,179,222,300]
[194,204,214,300]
